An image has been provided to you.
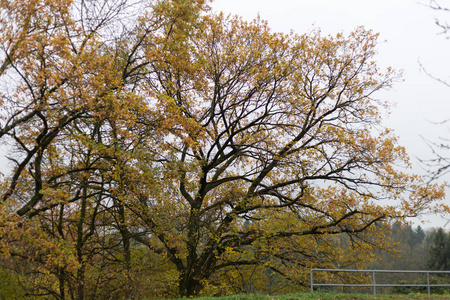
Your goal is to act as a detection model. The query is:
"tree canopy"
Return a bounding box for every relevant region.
[0,0,448,298]
[428,228,450,270]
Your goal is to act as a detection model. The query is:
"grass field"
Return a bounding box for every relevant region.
[170,292,450,300]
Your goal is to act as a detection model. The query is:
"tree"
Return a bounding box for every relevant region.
[0,0,199,298]
[428,228,450,270]
[414,225,426,245]
[429,0,450,38]
[0,0,448,298]
[133,14,447,296]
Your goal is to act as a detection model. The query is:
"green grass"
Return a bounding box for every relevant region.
[169,291,450,300]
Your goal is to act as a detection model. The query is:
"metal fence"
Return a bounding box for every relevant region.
[310,269,450,295]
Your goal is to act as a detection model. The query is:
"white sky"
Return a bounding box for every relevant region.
[211,0,450,228]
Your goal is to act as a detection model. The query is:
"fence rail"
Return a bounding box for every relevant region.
[310,269,450,295]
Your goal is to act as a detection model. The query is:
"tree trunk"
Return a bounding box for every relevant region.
[178,273,203,297]
[58,267,65,300]
[76,265,85,300]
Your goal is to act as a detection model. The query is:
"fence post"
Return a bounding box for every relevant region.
[427,272,430,295]
[310,269,314,293]
[372,270,376,295]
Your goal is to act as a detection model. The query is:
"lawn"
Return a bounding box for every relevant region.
[170,292,450,300]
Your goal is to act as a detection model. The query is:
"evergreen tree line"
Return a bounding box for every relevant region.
[371,224,450,271]
[364,224,450,294]
[315,224,450,295]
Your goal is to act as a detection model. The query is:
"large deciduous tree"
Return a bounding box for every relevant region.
[137,14,447,296]
[0,0,448,298]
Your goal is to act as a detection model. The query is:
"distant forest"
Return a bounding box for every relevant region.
[371,223,449,271]
[312,223,450,295]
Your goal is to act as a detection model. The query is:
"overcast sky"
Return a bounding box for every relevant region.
[211,0,450,228]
